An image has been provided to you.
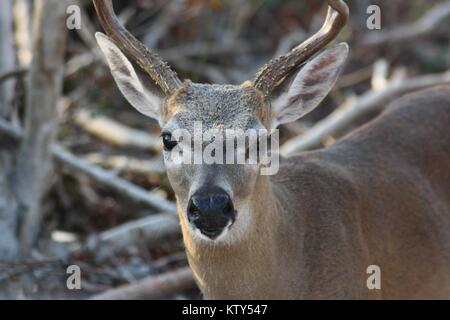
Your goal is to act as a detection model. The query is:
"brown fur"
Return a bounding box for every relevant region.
[94,2,450,299]
[180,85,450,299]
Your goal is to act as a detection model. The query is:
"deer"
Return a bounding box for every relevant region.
[92,0,450,299]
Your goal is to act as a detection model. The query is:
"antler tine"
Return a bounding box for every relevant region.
[253,0,349,96]
[92,0,182,95]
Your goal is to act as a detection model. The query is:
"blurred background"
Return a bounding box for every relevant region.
[0,0,449,299]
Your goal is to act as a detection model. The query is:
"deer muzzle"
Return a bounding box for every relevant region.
[187,187,236,239]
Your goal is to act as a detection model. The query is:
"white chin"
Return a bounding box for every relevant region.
[189,203,251,245]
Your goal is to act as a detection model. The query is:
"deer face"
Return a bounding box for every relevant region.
[94,0,349,243]
[161,83,269,241]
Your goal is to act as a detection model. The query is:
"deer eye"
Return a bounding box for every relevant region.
[161,132,178,151]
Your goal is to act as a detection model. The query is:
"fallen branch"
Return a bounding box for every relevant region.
[151,252,187,271]
[0,118,21,143]
[65,51,100,78]
[92,213,181,255]
[52,145,176,212]
[99,213,180,244]
[337,65,373,88]
[0,67,27,83]
[0,118,176,212]
[84,153,165,175]
[13,0,32,67]
[370,59,389,91]
[364,2,450,46]
[73,108,161,151]
[281,69,450,156]
[90,266,196,300]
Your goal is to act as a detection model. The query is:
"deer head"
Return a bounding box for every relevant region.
[93,0,349,243]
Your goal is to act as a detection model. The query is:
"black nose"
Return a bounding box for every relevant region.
[187,187,235,239]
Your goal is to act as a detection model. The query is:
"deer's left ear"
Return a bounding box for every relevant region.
[95,32,164,122]
[271,43,349,129]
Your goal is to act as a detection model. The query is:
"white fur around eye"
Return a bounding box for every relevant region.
[271,43,349,129]
[96,32,162,121]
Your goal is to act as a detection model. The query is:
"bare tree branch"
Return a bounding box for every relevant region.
[84,153,165,175]
[281,69,450,156]
[79,213,181,258]
[371,59,389,91]
[0,118,176,213]
[73,108,161,151]
[98,213,179,246]
[0,68,27,83]
[14,0,69,254]
[364,2,450,46]
[65,51,100,77]
[52,145,176,213]
[90,267,196,300]
[0,119,21,147]
[0,0,20,262]
[0,0,16,115]
[337,65,373,88]
[13,0,32,67]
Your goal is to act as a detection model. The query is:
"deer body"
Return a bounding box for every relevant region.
[93,0,450,299]
[183,87,450,299]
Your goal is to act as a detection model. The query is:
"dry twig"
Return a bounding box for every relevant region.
[90,267,195,300]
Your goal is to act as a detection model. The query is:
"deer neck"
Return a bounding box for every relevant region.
[178,175,301,299]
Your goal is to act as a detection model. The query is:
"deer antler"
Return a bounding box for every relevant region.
[92,0,182,96]
[253,0,349,96]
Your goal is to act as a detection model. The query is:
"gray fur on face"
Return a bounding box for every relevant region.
[161,81,268,218]
[163,81,269,132]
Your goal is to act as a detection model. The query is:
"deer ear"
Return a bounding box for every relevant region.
[95,32,163,121]
[271,43,349,129]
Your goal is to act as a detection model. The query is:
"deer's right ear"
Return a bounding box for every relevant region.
[270,43,349,129]
[95,32,163,121]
